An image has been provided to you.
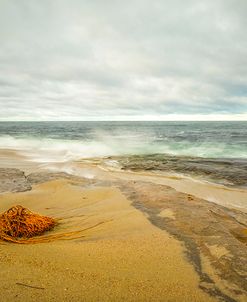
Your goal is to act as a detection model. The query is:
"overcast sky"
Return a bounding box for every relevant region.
[0,0,247,121]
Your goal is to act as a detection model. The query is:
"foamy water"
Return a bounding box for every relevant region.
[0,121,246,209]
[0,135,118,162]
[0,121,247,163]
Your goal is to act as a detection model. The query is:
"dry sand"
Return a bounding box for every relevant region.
[0,150,247,301]
[1,179,215,302]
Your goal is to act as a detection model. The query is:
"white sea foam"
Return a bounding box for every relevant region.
[0,133,246,163]
[0,135,120,162]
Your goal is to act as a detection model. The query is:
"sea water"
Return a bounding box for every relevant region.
[0,121,246,186]
[0,121,246,160]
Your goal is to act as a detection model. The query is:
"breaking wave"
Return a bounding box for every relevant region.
[0,133,246,163]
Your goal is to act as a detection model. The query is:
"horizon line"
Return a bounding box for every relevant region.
[0,120,246,122]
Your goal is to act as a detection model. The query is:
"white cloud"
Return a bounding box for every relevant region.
[0,0,246,120]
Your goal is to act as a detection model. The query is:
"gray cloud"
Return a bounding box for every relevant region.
[0,0,247,120]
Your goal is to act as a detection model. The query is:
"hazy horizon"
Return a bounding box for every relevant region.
[1,116,247,122]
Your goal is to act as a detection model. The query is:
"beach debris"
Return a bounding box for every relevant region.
[187,194,194,201]
[16,282,45,290]
[0,205,112,244]
[0,205,56,243]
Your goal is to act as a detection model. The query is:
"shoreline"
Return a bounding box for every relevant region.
[1,149,247,212]
[0,150,247,301]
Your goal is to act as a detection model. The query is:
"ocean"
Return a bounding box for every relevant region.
[0,121,247,186]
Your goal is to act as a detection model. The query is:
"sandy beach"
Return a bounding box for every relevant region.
[0,151,247,302]
[1,0,247,300]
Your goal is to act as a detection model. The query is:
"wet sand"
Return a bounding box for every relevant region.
[0,150,247,301]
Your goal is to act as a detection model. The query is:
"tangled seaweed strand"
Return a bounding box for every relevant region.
[0,205,111,244]
[0,205,56,243]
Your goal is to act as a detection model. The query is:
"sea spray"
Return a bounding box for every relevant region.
[0,121,246,162]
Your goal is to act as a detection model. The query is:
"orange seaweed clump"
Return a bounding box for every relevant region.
[0,205,56,243]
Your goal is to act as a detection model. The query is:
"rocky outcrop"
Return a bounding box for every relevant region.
[0,168,88,194]
[117,154,247,187]
[0,168,31,193]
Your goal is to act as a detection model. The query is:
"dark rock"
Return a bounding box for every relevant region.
[0,168,31,193]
